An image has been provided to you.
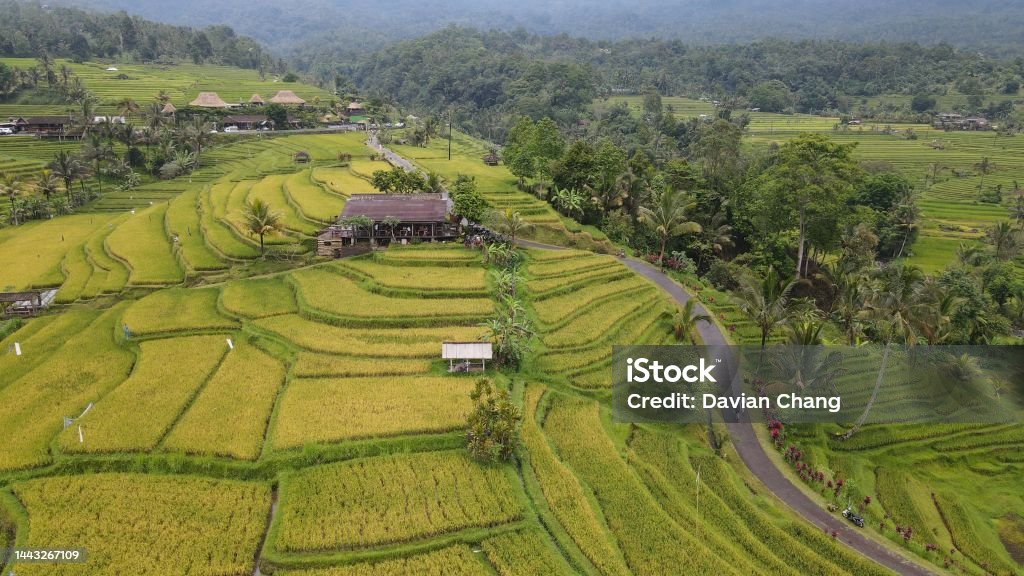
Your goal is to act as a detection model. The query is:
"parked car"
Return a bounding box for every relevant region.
[0,127,14,135]
[224,126,239,132]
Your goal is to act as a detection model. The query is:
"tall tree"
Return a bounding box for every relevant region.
[638,186,702,263]
[844,263,925,438]
[754,133,862,278]
[735,266,799,354]
[242,198,283,255]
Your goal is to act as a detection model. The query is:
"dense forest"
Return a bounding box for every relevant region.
[335,27,1024,140]
[0,1,272,70]
[51,0,1024,58]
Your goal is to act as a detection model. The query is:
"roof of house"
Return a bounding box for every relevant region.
[340,193,448,222]
[270,90,306,105]
[442,341,493,360]
[249,93,265,104]
[161,102,177,113]
[224,114,268,123]
[25,116,72,124]
[347,102,365,110]
[189,92,230,108]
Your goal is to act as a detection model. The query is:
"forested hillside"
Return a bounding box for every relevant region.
[336,27,1023,139]
[1,1,273,70]
[49,0,1024,59]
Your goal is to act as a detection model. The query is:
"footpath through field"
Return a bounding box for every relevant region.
[377,140,934,575]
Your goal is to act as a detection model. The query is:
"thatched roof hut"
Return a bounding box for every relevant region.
[270,90,306,105]
[189,92,229,108]
[249,93,265,105]
[294,151,311,163]
[161,102,177,114]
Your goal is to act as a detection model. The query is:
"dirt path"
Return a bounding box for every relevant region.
[619,257,935,576]
[253,487,279,576]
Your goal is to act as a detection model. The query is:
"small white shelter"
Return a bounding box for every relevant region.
[442,341,493,372]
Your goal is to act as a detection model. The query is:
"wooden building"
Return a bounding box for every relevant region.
[23,116,72,134]
[442,341,493,372]
[249,93,265,106]
[223,114,269,130]
[317,193,459,255]
[347,102,367,116]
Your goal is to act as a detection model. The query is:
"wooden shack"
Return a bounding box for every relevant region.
[317,193,459,255]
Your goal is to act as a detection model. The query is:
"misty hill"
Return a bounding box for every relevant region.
[47,0,1024,58]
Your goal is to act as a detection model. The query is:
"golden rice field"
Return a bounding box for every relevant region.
[271,376,476,448]
[3,124,994,576]
[274,451,523,551]
[11,473,270,576]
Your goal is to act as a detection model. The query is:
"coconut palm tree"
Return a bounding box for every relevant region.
[1011,190,1024,230]
[638,186,702,264]
[49,151,81,203]
[694,209,733,269]
[1,173,23,225]
[82,133,113,193]
[987,221,1020,261]
[35,169,61,201]
[734,266,800,355]
[242,199,283,255]
[914,278,961,345]
[491,208,532,245]
[843,263,925,439]
[670,299,712,345]
[115,98,140,119]
[892,189,921,259]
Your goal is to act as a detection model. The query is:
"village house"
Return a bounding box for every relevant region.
[222,114,270,130]
[933,113,990,131]
[23,115,72,134]
[189,92,231,108]
[317,193,459,256]
[249,93,265,106]
[347,101,367,116]
[270,90,306,106]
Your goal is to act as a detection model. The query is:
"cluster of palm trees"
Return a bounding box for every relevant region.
[3,92,218,226]
[479,244,535,369]
[0,55,89,103]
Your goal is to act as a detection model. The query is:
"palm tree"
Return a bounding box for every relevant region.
[670,299,712,345]
[987,221,1020,261]
[49,151,81,203]
[1010,190,1024,230]
[82,134,113,193]
[638,186,702,264]
[184,117,213,167]
[491,208,532,245]
[892,189,921,259]
[694,209,733,269]
[242,199,283,255]
[735,266,799,355]
[115,98,140,119]
[1,173,23,224]
[843,263,925,439]
[914,278,961,345]
[35,169,61,202]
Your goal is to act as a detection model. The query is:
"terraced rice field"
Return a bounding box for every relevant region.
[525,250,675,389]
[0,58,334,110]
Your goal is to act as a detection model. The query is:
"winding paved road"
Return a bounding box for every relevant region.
[618,257,934,576]
[377,136,934,575]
